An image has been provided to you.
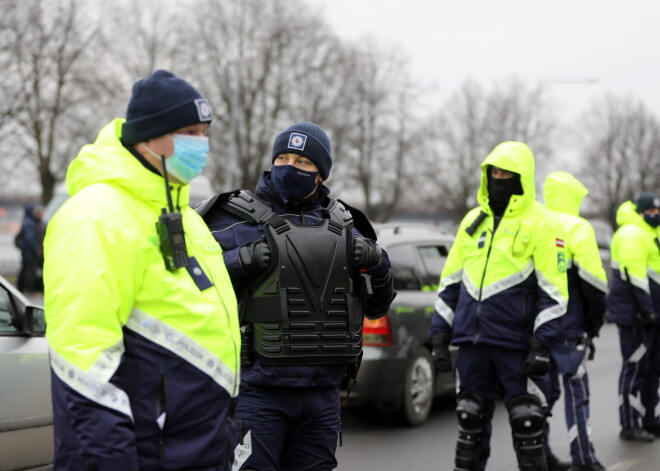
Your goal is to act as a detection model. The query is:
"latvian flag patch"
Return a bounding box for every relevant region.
[556,238,565,248]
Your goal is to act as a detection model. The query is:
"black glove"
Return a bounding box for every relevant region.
[353,237,382,269]
[524,338,551,376]
[431,334,452,373]
[584,313,604,339]
[239,236,271,276]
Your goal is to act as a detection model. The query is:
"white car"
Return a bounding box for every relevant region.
[0,275,52,470]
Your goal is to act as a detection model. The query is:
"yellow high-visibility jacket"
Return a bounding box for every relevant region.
[430,142,568,350]
[607,200,660,325]
[44,119,240,470]
[543,171,607,339]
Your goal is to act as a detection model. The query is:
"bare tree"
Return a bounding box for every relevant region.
[418,78,558,222]
[578,93,660,228]
[188,0,345,192]
[332,40,422,221]
[99,0,191,93]
[1,0,106,203]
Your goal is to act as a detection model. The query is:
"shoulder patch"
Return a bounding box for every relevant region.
[557,250,567,273]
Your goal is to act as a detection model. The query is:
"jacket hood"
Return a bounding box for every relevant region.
[543,171,588,216]
[66,119,189,207]
[477,141,535,214]
[615,200,650,230]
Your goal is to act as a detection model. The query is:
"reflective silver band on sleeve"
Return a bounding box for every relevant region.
[534,270,568,331]
[438,270,462,294]
[612,261,650,293]
[648,268,660,287]
[435,297,455,327]
[125,308,238,397]
[49,345,133,420]
[577,264,609,293]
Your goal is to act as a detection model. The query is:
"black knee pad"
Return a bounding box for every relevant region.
[454,391,489,471]
[507,394,546,471]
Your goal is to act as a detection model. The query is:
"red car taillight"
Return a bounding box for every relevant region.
[363,315,393,347]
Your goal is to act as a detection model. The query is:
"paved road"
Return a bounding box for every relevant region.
[336,323,660,470]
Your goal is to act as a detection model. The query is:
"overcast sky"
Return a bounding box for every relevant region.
[318,0,660,139]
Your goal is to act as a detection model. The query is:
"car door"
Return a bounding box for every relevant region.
[0,279,53,470]
[387,239,450,365]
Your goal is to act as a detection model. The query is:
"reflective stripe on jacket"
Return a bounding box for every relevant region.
[430,142,568,350]
[607,200,660,325]
[44,119,240,470]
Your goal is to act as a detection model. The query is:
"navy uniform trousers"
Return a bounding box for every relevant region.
[232,383,340,471]
[455,343,552,471]
[616,324,660,430]
[548,339,599,467]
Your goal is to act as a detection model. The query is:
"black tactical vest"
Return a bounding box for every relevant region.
[218,190,365,366]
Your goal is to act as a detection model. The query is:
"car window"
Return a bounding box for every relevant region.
[418,245,449,291]
[0,284,19,333]
[387,244,423,291]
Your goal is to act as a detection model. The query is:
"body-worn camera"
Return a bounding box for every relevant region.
[157,208,188,271]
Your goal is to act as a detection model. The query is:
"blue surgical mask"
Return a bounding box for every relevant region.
[165,134,209,184]
[270,165,319,202]
[643,213,660,228]
[142,134,209,184]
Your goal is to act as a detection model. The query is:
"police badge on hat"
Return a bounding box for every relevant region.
[194,98,213,122]
[288,132,307,151]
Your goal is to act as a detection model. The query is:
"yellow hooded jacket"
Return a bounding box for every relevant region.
[43,119,240,469]
[429,142,568,350]
[543,171,608,339]
[607,200,660,325]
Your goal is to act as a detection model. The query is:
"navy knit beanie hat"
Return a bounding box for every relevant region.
[122,70,213,145]
[635,192,660,213]
[271,122,332,180]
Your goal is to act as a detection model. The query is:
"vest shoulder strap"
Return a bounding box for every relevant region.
[216,190,292,232]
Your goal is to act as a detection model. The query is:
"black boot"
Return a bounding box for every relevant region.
[619,427,654,442]
[643,423,660,437]
[568,462,606,471]
[547,452,571,471]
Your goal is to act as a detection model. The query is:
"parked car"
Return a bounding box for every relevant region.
[0,275,52,470]
[341,223,457,426]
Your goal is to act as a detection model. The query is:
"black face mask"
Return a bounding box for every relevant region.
[643,213,660,228]
[270,165,320,203]
[488,174,523,216]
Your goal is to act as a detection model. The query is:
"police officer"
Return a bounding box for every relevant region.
[43,70,241,470]
[607,192,660,442]
[198,122,396,471]
[543,171,608,471]
[429,141,568,471]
